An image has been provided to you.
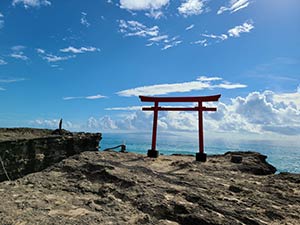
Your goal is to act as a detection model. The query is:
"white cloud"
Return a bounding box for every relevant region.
[60,46,100,54]
[178,0,205,17]
[0,59,7,65]
[185,24,194,30]
[214,81,246,89]
[117,76,246,97]
[145,10,164,19]
[119,20,159,37]
[36,48,76,63]
[12,0,51,8]
[161,40,182,50]
[120,0,169,11]
[10,45,29,61]
[87,116,118,130]
[218,0,251,15]
[149,35,168,42]
[0,78,25,83]
[0,77,26,91]
[43,54,76,62]
[80,12,90,27]
[119,20,182,50]
[101,89,300,137]
[63,94,107,100]
[36,48,45,54]
[11,45,25,51]
[30,119,74,130]
[202,33,228,41]
[191,39,208,47]
[31,88,300,137]
[197,76,222,81]
[228,21,254,37]
[10,53,28,61]
[0,12,4,29]
[193,21,254,47]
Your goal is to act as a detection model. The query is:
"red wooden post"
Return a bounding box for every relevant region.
[198,102,204,154]
[196,102,206,162]
[151,102,159,151]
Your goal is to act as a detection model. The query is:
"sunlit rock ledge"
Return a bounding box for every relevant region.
[0,149,299,225]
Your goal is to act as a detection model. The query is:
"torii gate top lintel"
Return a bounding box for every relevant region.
[139,94,221,162]
[139,94,221,103]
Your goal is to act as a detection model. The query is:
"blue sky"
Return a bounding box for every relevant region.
[0,0,300,140]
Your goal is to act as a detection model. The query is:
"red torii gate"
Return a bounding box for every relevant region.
[139,94,221,162]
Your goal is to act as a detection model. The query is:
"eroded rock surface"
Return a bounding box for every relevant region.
[0,151,299,225]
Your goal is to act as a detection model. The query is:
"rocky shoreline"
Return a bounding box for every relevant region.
[0,149,299,225]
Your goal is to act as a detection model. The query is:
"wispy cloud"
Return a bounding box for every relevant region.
[148,35,168,42]
[150,35,182,50]
[161,39,182,51]
[202,33,228,41]
[119,20,159,37]
[178,0,205,17]
[10,53,28,61]
[185,24,195,31]
[145,10,164,19]
[0,77,26,91]
[12,0,51,8]
[0,78,26,83]
[0,12,4,29]
[119,20,182,50]
[228,21,254,37]
[191,39,208,47]
[36,48,76,63]
[120,0,169,11]
[0,59,7,65]
[60,46,100,54]
[43,54,75,62]
[192,21,254,46]
[117,76,246,97]
[218,0,251,15]
[80,12,90,27]
[63,94,107,100]
[10,45,29,61]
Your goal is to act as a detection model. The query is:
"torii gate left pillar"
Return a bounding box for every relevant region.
[140,95,221,162]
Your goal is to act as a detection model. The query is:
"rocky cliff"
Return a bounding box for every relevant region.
[0,150,299,225]
[0,128,102,182]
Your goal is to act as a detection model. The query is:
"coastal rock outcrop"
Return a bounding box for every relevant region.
[0,128,101,182]
[0,150,299,225]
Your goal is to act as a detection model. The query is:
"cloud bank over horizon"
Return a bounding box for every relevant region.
[31,89,300,138]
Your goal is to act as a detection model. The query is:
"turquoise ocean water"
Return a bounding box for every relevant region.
[99,133,300,174]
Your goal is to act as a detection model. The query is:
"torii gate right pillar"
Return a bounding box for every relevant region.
[196,101,206,162]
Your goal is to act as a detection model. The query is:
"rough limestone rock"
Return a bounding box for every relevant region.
[0,150,299,225]
[0,128,101,182]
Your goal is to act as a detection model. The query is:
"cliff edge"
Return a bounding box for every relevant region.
[0,150,299,225]
[0,128,102,182]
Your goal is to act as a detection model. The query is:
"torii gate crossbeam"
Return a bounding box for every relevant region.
[139,94,221,162]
